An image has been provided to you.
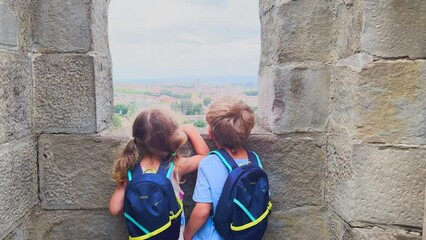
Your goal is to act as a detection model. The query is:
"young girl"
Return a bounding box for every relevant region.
[110,108,209,239]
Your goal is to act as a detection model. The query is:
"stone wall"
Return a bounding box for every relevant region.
[0,0,425,239]
[259,0,425,239]
[0,0,113,238]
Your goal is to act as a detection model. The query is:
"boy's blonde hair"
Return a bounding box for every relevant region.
[206,96,255,149]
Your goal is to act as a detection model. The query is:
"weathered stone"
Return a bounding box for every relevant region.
[361,0,426,59]
[259,64,330,133]
[259,0,334,67]
[0,136,38,237]
[263,207,328,240]
[33,210,127,240]
[0,51,31,144]
[347,227,422,240]
[245,132,326,211]
[424,186,426,240]
[0,4,18,48]
[331,0,363,60]
[327,134,426,228]
[91,0,110,53]
[33,0,91,52]
[330,56,426,144]
[0,0,34,51]
[328,211,351,240]
[39,134,126,209]
[94,54,113,132]
[33,54,97,133]
[3,210,34,240]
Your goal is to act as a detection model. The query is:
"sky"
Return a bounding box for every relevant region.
[108,0,261,83]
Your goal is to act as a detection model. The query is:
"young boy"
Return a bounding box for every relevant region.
[184,96,255,240]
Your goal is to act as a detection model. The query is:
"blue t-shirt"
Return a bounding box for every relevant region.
[192,154,249,240]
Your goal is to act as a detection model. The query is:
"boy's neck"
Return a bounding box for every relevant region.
[219,146,248,159]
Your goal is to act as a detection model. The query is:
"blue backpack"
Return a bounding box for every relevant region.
[124,161,182,240]
[211,149,272,240]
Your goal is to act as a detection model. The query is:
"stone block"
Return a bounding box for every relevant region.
[361,0,426,59]
[327,134,426,228]
[3,210,34,240]
[91,0,110,53]
[259,64,330,134]
[331,0,363,60]
[33,210,127,240]
[263,207,328,240]
[259,0,334,67]
[348,227,422,240]
[0,3,18,48]
[94,54,113,132]
[0,51,31,144]
[39,134,126,209]
[330,56,426,144]
[0,136,38,237]
[33,54,97,133]
[0,0,33,51]
[33,0,91,52]
[246,132,326,211]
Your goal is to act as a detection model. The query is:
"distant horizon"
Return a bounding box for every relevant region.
[113,75,258,86]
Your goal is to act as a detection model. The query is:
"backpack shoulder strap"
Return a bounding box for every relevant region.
[210,148,238,172]
[127,162,143,181]
[127,161,174,181]
[247,151,263,169]
[156,161,174,179]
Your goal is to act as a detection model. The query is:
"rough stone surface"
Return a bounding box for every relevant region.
[424,186,426,240]
[33,54,97,133]
[91,0,110,53]
[361,0,426,59]
[327,133,426,228]
[263,207,328,240]
[94,54,113,132]
[0,51,31,145]
[0,4,18,48]
[3,210,34,240]
[39,134,126,209]
[347,227,422,240]
[331,0,363,60]
[33,0,91,52]
[259,64,330,133]
[33,210,128,240]
[330,56,426,144]
[259,0,334,67]
[0,137,38,238]
[0,0,34,51]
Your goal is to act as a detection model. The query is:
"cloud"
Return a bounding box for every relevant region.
[108,0,260,81]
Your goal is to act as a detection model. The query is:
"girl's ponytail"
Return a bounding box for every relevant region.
[112,139,139,186]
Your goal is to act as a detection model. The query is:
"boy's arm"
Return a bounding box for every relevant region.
[184,202,212,240]
[179,124,209,176]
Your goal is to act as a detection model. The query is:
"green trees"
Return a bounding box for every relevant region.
[171,100,203,115]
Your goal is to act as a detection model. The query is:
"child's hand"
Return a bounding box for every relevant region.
[181,123,196,135]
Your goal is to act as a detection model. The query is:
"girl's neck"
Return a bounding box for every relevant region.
[140,154,162,170]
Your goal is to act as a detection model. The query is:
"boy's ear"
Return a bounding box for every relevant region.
[208,128,214,140]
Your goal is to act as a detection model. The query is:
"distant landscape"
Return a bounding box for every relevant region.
[113,78,258,131]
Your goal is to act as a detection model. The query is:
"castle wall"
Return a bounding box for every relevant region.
[259,0,425,239]
[0,0,425,239]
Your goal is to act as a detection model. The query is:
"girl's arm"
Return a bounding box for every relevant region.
[178,124,209,176]
[109,184,125,215]
[183,202,212,240]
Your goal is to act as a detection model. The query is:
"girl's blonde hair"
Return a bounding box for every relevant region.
[206,96,255,150]
[113,108,187,186]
